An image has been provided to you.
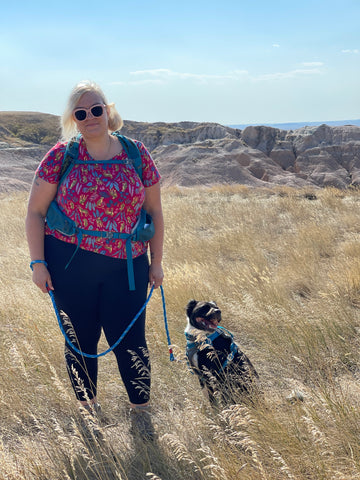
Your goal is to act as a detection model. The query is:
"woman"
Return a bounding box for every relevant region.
[25,81,164,437]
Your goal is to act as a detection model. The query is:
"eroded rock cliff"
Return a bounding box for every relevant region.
[121,121,360,188]
[1,113,359,192]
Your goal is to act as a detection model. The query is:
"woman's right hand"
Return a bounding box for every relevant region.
[26,175,58,294]
[31,263,54,293]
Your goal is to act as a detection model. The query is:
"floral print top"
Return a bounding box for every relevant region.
[36,136,160,259]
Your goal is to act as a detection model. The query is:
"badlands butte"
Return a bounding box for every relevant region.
[1,111,360,193]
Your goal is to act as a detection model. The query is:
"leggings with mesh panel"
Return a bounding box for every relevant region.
[45,235,150,404]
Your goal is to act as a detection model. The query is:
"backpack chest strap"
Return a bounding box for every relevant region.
[73,158,133,166]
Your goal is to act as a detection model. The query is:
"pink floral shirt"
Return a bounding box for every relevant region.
[36,136,160,259]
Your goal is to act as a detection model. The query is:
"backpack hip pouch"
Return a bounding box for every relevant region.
[46,200,77,236]
[133,209,155,242]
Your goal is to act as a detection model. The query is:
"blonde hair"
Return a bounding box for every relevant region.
[61,80,123,140]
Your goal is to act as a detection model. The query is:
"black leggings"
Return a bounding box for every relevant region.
[45,235,150,404]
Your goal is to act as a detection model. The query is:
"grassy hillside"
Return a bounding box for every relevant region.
[0,111,61,145]
[1,185,360,479]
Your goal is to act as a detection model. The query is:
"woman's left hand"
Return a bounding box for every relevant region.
[149,263,164,289]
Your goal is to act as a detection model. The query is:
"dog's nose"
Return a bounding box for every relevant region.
[209,308,221,318]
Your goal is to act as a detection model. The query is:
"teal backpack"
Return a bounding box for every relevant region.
[46,132,155,290]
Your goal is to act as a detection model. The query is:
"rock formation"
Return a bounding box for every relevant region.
[0,144,50,193]
[121,121,360,189]
[0,112,359,192]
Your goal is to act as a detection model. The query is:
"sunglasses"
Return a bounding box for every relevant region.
[73,103,105,121]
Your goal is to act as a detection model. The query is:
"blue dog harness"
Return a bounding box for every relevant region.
[185,326,239,373]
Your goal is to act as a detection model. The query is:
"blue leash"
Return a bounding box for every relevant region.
[160,285,174,361]
[48,284,174,361]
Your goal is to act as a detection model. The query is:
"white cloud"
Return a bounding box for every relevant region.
[341,49,359,54]
[129,67,324,84]
[129,68,248,83]
[109,65,323,89]
[110,79,164,86]
[256,67,323,81]
[302,62,324,67]
[272,44,280,48]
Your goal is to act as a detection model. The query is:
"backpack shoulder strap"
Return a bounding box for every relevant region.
[112,133,143,182]
[58,135,81,186]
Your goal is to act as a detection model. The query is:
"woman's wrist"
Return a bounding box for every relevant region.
[30,260,48,271]
[150,252,162,264]
[150,259,162,267]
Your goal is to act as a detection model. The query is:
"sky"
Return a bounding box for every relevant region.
[1,0,359,125]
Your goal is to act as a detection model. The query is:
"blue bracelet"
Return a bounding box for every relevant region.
[30,260,48,271]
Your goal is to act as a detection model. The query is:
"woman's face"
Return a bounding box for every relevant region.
[73,91,109,139]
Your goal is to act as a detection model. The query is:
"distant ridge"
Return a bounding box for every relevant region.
[229,119,360,130]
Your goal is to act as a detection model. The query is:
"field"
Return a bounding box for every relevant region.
[1,185,360,479]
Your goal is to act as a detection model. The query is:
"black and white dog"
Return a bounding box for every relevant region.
[185,299,259,406]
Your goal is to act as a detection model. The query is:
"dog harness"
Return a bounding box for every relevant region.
[185,326,239,373]
[45,133,155,291]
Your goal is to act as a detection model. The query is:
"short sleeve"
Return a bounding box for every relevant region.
[134,141,161,187]
[35,142,67,184]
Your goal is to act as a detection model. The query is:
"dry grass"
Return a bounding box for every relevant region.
[1,185,360,479]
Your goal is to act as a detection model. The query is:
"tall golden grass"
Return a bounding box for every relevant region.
[1,185,360,479]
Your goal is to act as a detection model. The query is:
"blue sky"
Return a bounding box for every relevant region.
[1,0,359,125]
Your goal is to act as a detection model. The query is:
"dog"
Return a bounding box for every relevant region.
[185,299,259,406]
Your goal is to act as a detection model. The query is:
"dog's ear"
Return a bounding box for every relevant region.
[210,301,217,307]
[186,299,198,317]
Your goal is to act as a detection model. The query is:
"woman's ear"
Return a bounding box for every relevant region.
[106,102,115,116]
